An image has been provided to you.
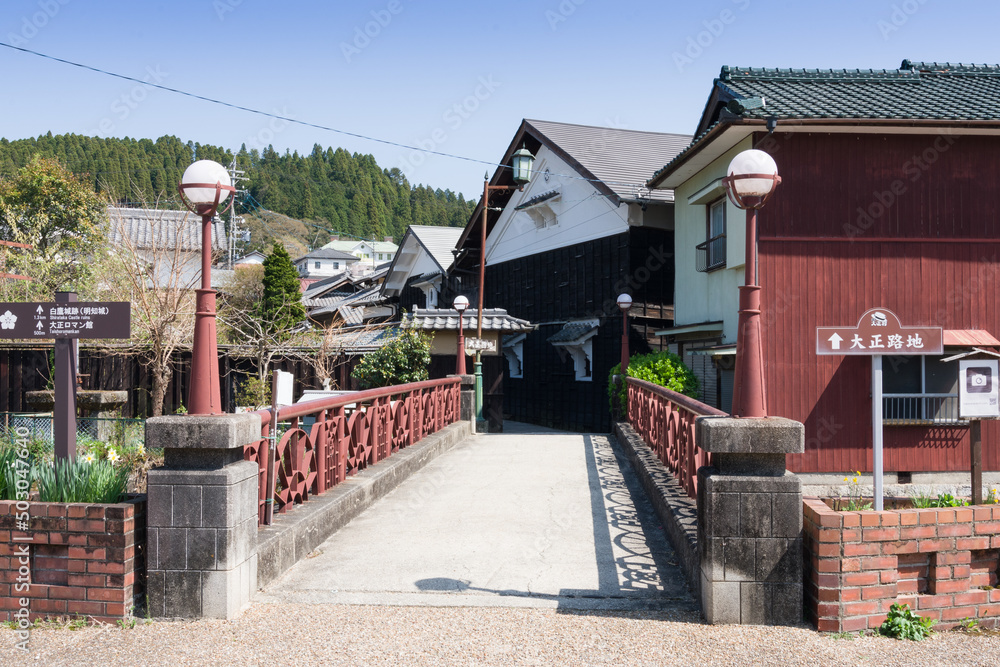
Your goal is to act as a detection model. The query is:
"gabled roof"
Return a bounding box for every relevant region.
[108,206,226,252]
[649,60,1000,188]
[294,248,358,262]
[457,118,692,254]
[381,225,463,297]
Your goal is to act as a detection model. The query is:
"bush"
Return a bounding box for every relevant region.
[351,330,432,390]
[236,375,272,409]
[608,350,699,415]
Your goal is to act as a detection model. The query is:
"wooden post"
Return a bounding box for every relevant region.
[53,292,78,461]
[971,419,983,505]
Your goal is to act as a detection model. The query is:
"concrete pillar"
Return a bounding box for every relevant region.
[145,414,260,619]
[696,416,804,625]
[450,374,476,430]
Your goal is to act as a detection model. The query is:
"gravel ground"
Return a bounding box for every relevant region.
[3,604,999,666]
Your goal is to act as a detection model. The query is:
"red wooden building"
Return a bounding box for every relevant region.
[649,61,1000,476]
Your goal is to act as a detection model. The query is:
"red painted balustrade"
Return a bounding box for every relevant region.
[243,377,461,525]
[626,377,727,498]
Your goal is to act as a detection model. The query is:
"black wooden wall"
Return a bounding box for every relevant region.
[485,227,673,432]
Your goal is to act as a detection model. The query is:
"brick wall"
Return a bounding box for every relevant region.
[804,496,1000,632]
[0,497,145,623]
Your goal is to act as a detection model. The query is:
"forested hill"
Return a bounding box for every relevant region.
[0,133,475,249]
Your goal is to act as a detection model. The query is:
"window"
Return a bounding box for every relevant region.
[315,261,322,269]
[332,262,339,269]
[883,355,962,424]
[697,199,727,272]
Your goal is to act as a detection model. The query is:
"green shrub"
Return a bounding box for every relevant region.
[878,603,935,640]
[608,350,699,415]
[0,446,28,501]
[236,375,272,410]
[351,330,432,390]
[35,457,130,504]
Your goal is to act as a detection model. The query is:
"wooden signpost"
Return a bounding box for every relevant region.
[0,293,130,460]
[817,308,943,510]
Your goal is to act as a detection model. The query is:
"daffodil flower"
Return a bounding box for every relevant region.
[107,448,119,463]
[84,453,95,464]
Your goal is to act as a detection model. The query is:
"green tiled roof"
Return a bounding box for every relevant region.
[649,60,1000,186]
[719,61,1000,121]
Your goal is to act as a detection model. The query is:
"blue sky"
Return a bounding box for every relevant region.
[1,0,998,199]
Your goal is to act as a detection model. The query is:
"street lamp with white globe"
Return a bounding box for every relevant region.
[453,295,470,375]
[722,149,781,418]
[178,160,235,415]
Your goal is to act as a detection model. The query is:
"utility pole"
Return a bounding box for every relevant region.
[227,158,249,267]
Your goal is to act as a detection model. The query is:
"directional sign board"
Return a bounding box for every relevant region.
[0,302,130,339]
[464,337,496,353]
[816,308,942,356]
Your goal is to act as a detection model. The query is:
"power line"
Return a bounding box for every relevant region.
[0,42,659,194]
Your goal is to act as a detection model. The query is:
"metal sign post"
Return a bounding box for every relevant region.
[872,354,883,510]
[817,308,943,511]
[0,296,131,461]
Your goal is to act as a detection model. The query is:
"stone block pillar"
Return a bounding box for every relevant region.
[450,374,476,427]
[145,414,260,619]
[696,416,804,625]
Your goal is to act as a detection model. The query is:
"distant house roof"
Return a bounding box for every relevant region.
[649,60,1000,188]
[294,248,358,263]
[234,251,266,265]
[401,308,533,332]
[322,239,399,254]
[381,226,463,297]
[108,206,227,252]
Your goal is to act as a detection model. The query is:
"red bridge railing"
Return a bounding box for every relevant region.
[626,377,727,499]
[243,377,461,525]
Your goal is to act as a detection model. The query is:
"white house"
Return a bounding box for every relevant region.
[292,248,359,279]
[381,225,464,310]
[322,238,399,265]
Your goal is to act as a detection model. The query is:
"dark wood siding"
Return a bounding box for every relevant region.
[758,132,1000,473]
[486,229,672,432]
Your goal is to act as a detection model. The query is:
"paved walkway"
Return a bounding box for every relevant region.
[257,423,697,612]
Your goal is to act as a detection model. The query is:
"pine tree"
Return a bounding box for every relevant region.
[261,242,305,337]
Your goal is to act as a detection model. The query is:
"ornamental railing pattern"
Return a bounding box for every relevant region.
[243,377,461,525]
[626,377,727,498]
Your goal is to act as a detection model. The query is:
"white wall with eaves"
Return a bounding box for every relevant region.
[484,145,628,265]
[671,137,754,345]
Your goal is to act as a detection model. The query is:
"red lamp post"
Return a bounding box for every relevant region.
[178,160,235,415]
[453,295,469,375]
[617,293,632,375]
[722,149,781,418]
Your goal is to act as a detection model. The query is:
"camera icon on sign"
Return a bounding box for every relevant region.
[967,367,993,393]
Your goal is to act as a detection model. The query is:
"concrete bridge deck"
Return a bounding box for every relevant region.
[257,423,698,613]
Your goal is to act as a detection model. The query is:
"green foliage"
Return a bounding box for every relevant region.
[351,330,432,389]
[0,133,476,253]
[0,446,29,501]
[608,350,699,415]
[35,457,130,504]
[910,491,969,508]
[837,472,873,511]
[261,242,306,336]
[878,603,936,641]
[236,375,272,410]
[0,156,106,299]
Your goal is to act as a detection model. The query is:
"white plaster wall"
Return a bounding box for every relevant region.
[484,146,629,265]
[672,137,754,345]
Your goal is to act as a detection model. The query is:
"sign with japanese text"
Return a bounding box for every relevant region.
[464,337,496,353]
[959,359,999,419]
[0,302,130,339]
[816,308,942,356]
